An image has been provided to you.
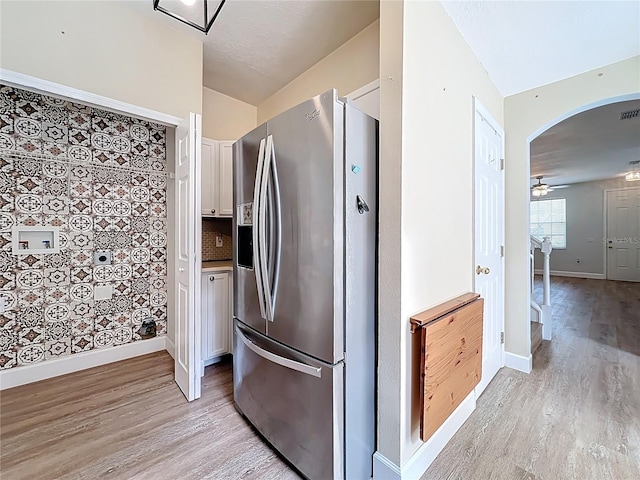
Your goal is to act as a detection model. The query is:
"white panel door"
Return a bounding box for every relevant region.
[474,100,504,397]
[607,187,640,282]
[174,112,202,402]
[218,141,234,216]
[201,137,218,216]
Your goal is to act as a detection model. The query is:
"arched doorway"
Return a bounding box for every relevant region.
[525,93,640,355]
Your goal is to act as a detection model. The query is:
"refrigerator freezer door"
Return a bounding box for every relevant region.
[233,123,268,334]
[234,320,344,480]
[264,90,345,364]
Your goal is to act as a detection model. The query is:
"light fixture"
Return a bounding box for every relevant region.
[531,176,550,197]
[153,0,226,35]
[625,161,640,182]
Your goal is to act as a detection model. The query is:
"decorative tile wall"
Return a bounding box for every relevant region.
[202,218,232,261]
[0,84,168,370]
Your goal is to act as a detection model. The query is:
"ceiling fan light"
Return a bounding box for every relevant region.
[532,186,548,197]
[625,170,640,182]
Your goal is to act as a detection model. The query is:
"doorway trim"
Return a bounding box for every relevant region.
[0,69,182,126]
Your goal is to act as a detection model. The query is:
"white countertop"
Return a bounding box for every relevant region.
[202,260,233,272]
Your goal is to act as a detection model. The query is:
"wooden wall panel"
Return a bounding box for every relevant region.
[418,298,483,441]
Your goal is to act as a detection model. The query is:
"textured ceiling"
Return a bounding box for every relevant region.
[128,1,379,106]
[530,100,640,187]
[441,1,640,97]
[201,0,379,105]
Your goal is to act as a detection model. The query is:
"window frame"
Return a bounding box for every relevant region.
[530,197,567,250]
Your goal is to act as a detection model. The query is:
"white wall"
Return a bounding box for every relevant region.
[202,87,257,140]
[505,56,640,358]
[0,0,202,118]
[257,20,380,123]
[377,0,503,470]
[532,177,632,275]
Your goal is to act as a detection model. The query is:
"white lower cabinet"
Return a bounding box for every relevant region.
[201,271,232,373]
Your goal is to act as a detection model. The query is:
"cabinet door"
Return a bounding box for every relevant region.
[201,272,214,371]
[202,272,230,364]
[201,138,218,216]
[218,141,234,216]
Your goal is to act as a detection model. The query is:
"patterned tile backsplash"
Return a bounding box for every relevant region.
[0,84,168,370]
[202,217,232,261]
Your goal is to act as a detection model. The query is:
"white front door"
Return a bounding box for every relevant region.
[473,99,505,397]
[607,187,640,282]
[174,113,202,401]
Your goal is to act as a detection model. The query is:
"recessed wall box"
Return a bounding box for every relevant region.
[12,226,60,255]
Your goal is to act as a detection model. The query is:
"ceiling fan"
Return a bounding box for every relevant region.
[530,176,570,197]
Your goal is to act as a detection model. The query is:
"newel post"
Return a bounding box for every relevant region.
[541,236,553,340]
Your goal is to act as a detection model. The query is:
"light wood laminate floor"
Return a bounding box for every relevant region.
[1,354,301,480]
[424,277,640,479]
[2,277,638,479]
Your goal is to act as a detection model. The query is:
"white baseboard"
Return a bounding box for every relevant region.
[534,269,604,280]
[373,392,476,480]
[373,451,401,479]
[165,337,175,359]
[504,351,532,374]
[0,337,166,390]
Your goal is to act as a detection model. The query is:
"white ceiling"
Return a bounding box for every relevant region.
[530,100,640,186]
[128,0,379,106]
[440,1,640,188]
[201,0,379,105]
[441,1,640,97]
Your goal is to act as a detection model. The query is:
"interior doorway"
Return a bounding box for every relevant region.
[527,95,640,354]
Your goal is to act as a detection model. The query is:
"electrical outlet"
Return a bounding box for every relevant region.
[0,296,5,314]
[216,234,223,247]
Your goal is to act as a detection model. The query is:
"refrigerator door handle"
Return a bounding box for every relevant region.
[237,326,322,378]
[262,134,282,322]
[253,137,268,320]
[259,135,281,322]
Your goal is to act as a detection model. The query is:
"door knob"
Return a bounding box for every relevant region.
[476,265,490,275]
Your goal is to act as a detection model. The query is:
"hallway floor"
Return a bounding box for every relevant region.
[423,276,640,479]
[1,277,638,479]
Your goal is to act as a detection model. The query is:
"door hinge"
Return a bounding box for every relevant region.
[500,245,505,257]
[500,332,505,344]
[500,158,505,171]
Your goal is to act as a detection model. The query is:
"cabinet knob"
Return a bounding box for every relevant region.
[209,276,215,281]
[211,209,216,214]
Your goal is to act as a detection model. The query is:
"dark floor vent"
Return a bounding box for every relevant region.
[620,109,640,120]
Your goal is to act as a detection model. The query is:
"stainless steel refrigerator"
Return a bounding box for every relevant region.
[232,89,377,480]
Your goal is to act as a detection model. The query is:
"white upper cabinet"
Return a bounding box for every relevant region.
[218,141,234,217]
[201,137,234,218]
[201,138,218,216]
